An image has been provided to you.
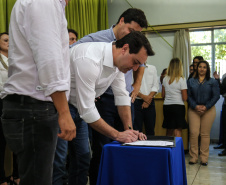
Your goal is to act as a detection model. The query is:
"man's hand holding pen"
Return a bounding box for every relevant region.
[128,124,147,141]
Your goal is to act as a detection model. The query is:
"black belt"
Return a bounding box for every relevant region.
[101,93,114,98]
[3,94,50,104]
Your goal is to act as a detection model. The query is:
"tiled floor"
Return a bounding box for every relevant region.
[185,144,226,185]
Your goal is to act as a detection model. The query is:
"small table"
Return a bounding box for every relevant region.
[97,137,187,185]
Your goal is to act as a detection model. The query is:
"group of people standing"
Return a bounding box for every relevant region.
[161,56,220,166]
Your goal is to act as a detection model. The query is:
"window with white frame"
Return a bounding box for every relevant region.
[190,28,226,78]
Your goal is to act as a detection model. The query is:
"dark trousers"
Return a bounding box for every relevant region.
[89,94,134,185]
[222,104,226,147]
[52,130,68,185]
[218,106,224,145]
[68,104,90,185]
[0,99,7,184]
[134,99,156,135]
[1,95,59,185]
[0,99,19,184]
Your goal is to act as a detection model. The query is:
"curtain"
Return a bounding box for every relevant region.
[0,0,7,32]
[173,29,191,78]
[66,0,108,39]
[0,0,108,37]
[0,0,17,33]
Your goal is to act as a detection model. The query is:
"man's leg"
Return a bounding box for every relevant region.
[219,104,226,156]
[68,104,90,185]
[0,99,7,184]
[2,97,59,185]
[143,100,156,136]
[214,104,224,149]
[52,132,68,185]
[89,94,116,185]
[133,99,144,132]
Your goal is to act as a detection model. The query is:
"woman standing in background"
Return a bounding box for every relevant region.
[188,60,220,166]
[158,68,167,93]
[162,58,188,137]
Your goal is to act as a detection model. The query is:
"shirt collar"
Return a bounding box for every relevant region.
[103,42,115,69]
[110,25,117,41]
[0,54,8,62]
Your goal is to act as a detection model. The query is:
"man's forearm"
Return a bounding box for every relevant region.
[132,67,145,89]
[50,91,76,141]
[137,92,145,99]
[50,91,70,115]
[148,92,157,99]
[89,118,119,140]
[138,91,156,104]
[89,117,140,143]
[131,67,145,103]
[117,106,132,130]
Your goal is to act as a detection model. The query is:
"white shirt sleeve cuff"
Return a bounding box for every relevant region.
[151,87,158,92]
[80,107,101,123]
[44,81,70,97]
[115,96,131,106]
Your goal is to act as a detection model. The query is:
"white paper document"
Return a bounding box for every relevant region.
[123,140,174,147]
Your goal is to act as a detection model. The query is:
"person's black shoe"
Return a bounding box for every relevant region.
[218,149,226,156]
[214,144,224,149]
[201,162,208,166]
[189,161,196,165]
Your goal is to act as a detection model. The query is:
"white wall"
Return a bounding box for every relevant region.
[145,32,174,76]
[107,0,226,26]
[107,0,225,140]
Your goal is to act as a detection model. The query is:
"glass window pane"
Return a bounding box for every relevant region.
[191,45,212,72]
[191,45,212,61]
[214,29,226,43]
[215,44,226,78]
[190,31,211,44]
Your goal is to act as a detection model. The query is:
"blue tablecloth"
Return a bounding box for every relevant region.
[97,137,187,185]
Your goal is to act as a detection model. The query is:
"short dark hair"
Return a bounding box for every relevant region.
[116,8,148,28]
[194,60,210,80]
[190,64,194,68]
[115,31,154,56]
[193,56,204,63]
[0,32,8,38]
[68,29,78,38]
[160,68,167,84]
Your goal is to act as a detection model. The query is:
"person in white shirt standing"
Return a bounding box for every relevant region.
[134,64,159,136]
[162,58,188,137]
[0,1,76,185]
[69,32,154,167]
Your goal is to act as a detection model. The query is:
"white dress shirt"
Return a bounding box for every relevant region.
[1,0,70,101]
[137,64,159,99]
[69,42,131,123]
[0,54,8,92]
